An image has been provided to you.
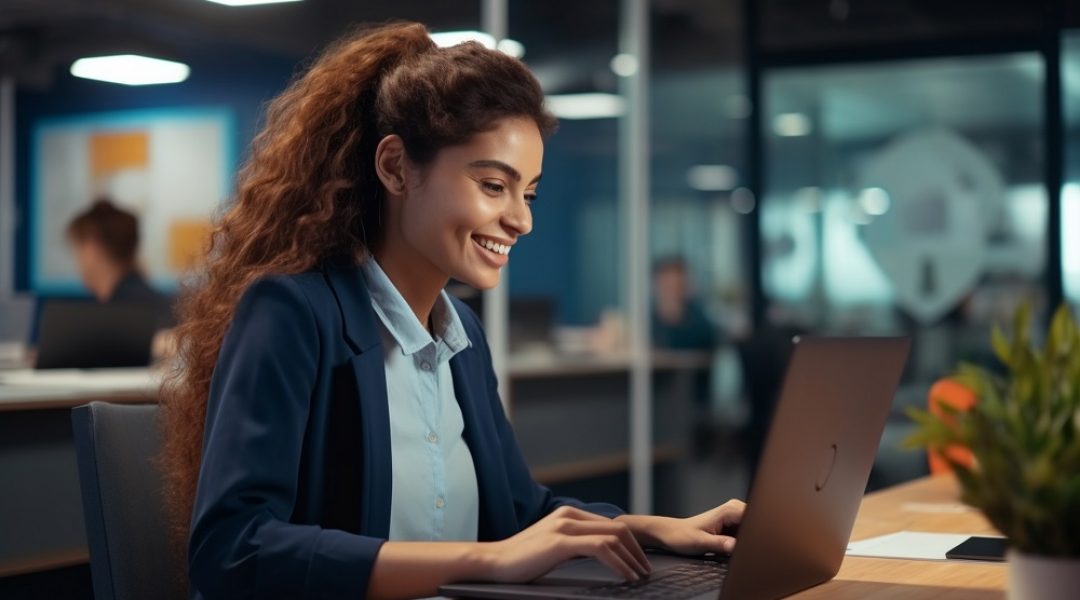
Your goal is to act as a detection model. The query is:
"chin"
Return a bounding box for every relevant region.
[455,269,501,291]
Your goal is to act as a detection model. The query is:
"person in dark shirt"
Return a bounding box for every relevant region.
[28,199,174,350]
[651,256,718,350]
[651,256,720,456]
[66,199,164,306]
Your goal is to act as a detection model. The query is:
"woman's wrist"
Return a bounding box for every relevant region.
[614,514,668,549]
[462,541,501,581]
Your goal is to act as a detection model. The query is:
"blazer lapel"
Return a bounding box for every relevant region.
[350,351,392,538]
[450,347,518,541]
[324,261,393,538]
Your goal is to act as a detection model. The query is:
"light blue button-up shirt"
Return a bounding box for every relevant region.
[360,258,479,542]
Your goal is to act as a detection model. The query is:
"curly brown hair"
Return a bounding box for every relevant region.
[159,21,556,555]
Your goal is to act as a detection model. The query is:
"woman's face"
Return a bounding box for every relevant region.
[396,117,543,290]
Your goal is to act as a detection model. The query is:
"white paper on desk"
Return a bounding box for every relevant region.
[846,531,985,561]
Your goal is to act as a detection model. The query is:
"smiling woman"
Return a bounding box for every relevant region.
[158,21,745,600]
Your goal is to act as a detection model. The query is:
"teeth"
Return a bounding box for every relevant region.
[477,237,510,256]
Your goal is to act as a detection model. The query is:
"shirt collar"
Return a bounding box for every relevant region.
[360,256,470,357]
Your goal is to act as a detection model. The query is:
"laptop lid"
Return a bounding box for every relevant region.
[35,300,160,369]
[717,336,910,600]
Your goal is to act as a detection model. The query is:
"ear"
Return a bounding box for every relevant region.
[374,134,408,197]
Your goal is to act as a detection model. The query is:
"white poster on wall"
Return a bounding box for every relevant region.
[32,107,234,294]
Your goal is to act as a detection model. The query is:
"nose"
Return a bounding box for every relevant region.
[502,194,533,237]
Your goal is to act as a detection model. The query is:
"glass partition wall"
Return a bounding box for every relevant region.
[648,1,752,516]
[490,0,653,512]
[480,0,1078,514]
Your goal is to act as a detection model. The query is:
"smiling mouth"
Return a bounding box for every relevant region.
[472,235,511,256]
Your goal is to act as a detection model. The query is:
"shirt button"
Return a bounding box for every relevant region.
[420,360,432,372]
[427,432,438,443]
[435,496,445,509]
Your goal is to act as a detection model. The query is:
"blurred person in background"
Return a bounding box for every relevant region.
[652,256,719,351]
[27,198,176,362]
[651,256,721,456]
[67,198,166,307]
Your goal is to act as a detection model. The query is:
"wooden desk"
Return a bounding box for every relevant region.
[793,475,1006,599]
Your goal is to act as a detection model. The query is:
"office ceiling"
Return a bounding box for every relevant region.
[2,0,1075,149]
[0,0,741,90]
[0,0,480,86]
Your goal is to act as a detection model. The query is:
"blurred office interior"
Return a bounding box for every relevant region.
[2,0,1080,597]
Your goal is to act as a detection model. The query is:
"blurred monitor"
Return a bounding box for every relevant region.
[35,300,159,369]
[509,297,554,353]
[0,295,35,343]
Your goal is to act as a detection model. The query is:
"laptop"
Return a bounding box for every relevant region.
[440,336,911,600]
[35,300,161,369]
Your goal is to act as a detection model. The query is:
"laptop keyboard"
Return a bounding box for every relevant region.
[580,562,728,599]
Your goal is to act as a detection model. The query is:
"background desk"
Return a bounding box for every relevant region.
[509,350,711,513]
[794,475,1005,599]
[0,368,160,577]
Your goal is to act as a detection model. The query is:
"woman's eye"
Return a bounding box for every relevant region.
[525,194,538,205]
[482,181,504,194]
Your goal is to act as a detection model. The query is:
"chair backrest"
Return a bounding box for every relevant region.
[71,402,187,600]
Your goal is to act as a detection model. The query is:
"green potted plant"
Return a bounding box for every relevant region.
[905,303,1080,599]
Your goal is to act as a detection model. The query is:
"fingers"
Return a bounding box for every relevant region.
[563,535,644,582]
[697,499,747,533]
[695,532,737,555]
[555,519,651,575]
[720,499,747,525]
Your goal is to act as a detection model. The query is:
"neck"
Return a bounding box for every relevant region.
[372,239,449,332]
[95,266,129,302]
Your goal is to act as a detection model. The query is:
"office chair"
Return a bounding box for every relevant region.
[71,402,187,600]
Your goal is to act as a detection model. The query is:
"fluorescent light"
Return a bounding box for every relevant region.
[204,0,302,6]
[686,165,737,191]
[772,112,812,137]
[430,31,525,58]
[497,39,526,58]
[858,187,891,216]
[70,55,190,86]
[610,53,638,77]
[431,30,496,49]
[545,93,625,120]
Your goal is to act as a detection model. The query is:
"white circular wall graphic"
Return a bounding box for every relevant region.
[858,129,1004,325]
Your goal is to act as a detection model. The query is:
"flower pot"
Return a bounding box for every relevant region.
[1008,549,1080,600]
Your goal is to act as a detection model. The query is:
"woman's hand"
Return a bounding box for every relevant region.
[615,499,746,555]
[476,505,653,583]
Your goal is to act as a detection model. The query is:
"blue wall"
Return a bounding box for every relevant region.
[509,118,619,325]
[14,43,298,292]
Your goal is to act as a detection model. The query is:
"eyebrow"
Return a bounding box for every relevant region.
[467,159,542,184]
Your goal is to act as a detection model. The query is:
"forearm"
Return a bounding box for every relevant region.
[367,541,493,600]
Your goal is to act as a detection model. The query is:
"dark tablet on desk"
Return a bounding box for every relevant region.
[35,300,159,369]
[945,536,1007,562]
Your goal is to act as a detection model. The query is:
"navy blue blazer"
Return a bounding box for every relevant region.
[188,260,623,599]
